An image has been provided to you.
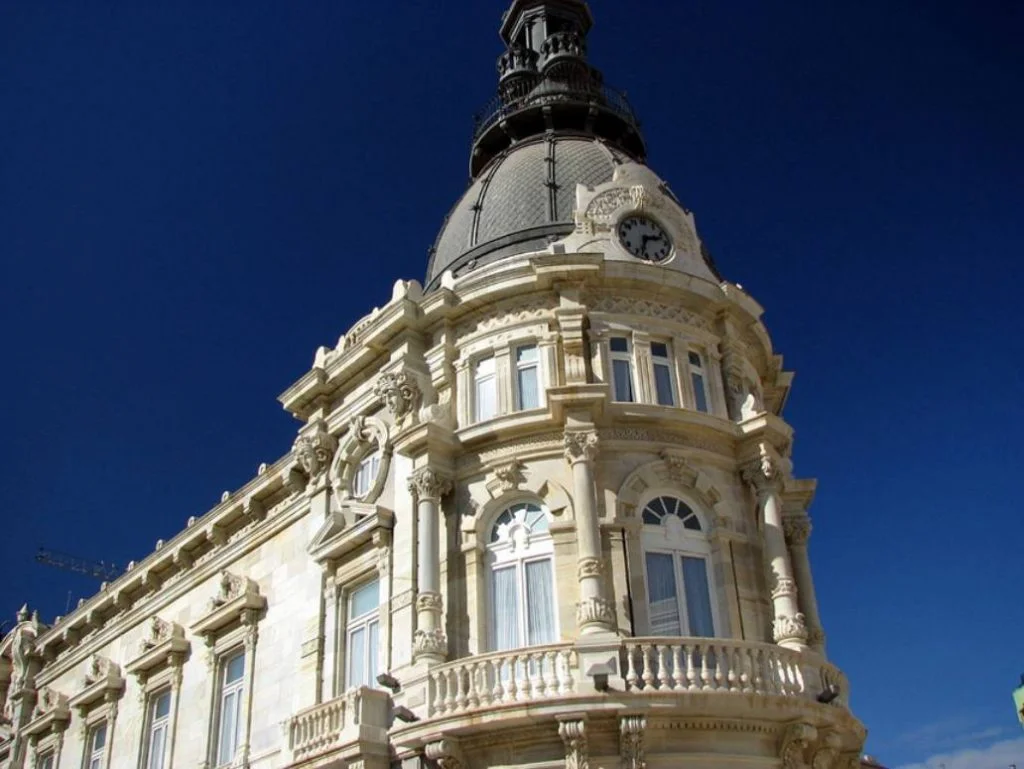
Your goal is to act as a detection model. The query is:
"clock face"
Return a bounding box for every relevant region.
[617,215,672,262]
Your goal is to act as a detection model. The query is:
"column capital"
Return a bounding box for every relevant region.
[783,515,812,546]
[564,430,599,465]
[412,628,448,661]
[772,612,809,646]
[407,467,453,502]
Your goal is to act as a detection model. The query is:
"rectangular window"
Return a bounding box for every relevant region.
[644,552,682,636]
[681,556,715,637]
[609,337,635,402]
[650,342,676,406]
[145,689,172,769]
[352,453,380,497]
[215,651,245,767]
[474,356,497,422]
[38,753,54,769]
[86,721,107,769]
[688,351,710,413]
[490,565,521,651]
[515,344,540,410]
[345,580,380,690]
[524,558,556,646]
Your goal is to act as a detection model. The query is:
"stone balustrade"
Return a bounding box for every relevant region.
[285,686,390,764]
[428,642,578,716]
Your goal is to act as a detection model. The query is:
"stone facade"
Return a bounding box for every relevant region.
[0,2,869,769]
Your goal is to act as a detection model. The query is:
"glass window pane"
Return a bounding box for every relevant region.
[490,566,521,650]
[645,552,682,636]
[218,691,237,765]
[525,559,556,646]
[148,724,167,769]
[681,557,715,637]
[516,345,538,363]
[225,651,245,684]
[651,342,668,358]
[349,580,380,619]
[40,756,54,769]
[612,359,634,402]
[654,362,675,406]
[475,376,497,421]
[93,722,107,750]
[692,373,708,412]
[154,690,171,719]
[642,509,661,525]
[688,351,701,367]
[610,337,629,353]
[517,366,539,409]
[347,626,366,689]
[475,356,495,376]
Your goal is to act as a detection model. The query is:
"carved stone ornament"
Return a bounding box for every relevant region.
[32,687,64,717]
[772,613,809,645]
[812,731,843,769]
[84,655,117,687]
[425,738,465,769]
[741,443,782,493]
[491,460,524,493]
[576,596,616,628]
[407,468,453,502]
[209,571,252,612]
[8,608,38,693]
[770,577,798,601]
[564,430,599,464]
[584,187,632,222]
[620,715,646,769]
[374,370,422,428]
[139,616,173,652]
[412,628,447,657]
[780,722,817,769]
[558,719,588,769]
[783,517,812,546]
[577,557,604,580]
[292,419,337,484]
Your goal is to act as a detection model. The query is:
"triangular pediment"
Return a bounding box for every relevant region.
[308,503,393,565]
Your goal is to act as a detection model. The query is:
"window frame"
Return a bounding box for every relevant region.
[38,750,56,769]
[513,343,543,411]
[351,449,381,499]
[141,688,172,769]
[687,349,711,413]
[638,495,720,639]
[473,354,498,423]
[343,577,382,692]
[609,336,636,403]
[486,501,559,651]
[649,340,678,407]
[213,648,246,768]
[83,720,108,769]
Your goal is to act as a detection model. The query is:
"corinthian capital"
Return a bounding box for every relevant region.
[563,430,599,464]
[407,467,452,502]
[783,516,812,546]
[741,443,783,494]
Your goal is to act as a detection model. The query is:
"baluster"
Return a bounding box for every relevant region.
[506,655,520,702]
[657,644,671,689]
[738,647,752,693]
[429,671,442,715]
[726,646,738,692]
[765,650,780,695]
[700,642,712,690]
[685,644,697,690]
[671,644,683,690]
[625,644,639,690]
[641,644,655,689]
[455,666,468,710]
[493,658,505,704]
[544,650,557,696]
[714,644,725,690]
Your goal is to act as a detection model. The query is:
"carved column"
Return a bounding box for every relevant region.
[564,430,615,635]
[558,718,588,769]
[408,468,452,663]
[784,516,826,654]
[742,447,807,650]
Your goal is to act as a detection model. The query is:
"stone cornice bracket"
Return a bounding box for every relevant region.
[620,715,646,769]
[783,516,812,546]
[291,419,338,493]
[22,687,70,738]
[69,655,124,717]
[779,722,817,769]
[125,617,190,690]
[425,738,465,769]
[407,467,453,503]
[374,370,423,430]
[190,571,266,642]
[811,730,842,769]
[558,718,589,769]
[563,430,599,465]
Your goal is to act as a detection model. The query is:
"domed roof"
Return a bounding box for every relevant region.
[426,134,632,289]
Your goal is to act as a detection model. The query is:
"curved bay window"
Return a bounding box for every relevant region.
[487,502,558,650]
[641,496,718,637]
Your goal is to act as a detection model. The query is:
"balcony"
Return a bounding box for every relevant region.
[285,687,390,768]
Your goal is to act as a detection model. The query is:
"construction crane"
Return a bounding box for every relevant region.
[35,547,122,582]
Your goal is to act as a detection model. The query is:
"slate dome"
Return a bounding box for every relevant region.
[426,134,634,290]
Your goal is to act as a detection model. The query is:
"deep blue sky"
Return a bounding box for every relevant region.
[1,2,1021,766]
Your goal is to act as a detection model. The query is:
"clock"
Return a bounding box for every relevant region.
[616,215,672,262]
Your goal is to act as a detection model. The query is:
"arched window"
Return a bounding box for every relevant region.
[641,496,718,637]
[487,502,558,651]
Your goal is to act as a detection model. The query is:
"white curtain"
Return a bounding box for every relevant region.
[347,626,366,688]
[681,556,715,637]
[490,566,520,650]
[645,552,681,635]
[148,725,166,769]
[525,558,556,645]
[518,366,539,409]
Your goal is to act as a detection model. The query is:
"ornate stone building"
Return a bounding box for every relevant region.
[0,2,870,768]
